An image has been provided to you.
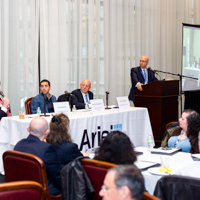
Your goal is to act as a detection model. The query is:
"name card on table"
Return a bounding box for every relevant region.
[116,96,130,110]
[90,99,105,115]
[53,102,71,116]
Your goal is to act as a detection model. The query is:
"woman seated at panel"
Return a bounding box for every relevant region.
[47,114,89,169]
[168,109,200,153]
[94,131,137,165]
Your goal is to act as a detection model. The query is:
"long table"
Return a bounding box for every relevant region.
[0,107,153,173]
[135,147,196,195]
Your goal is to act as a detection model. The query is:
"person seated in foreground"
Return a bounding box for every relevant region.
[14,117,61,196]
[168,109,200,153]
[71,79,93,109]
[31,79,57,114]
[46,113,89,169]
[99,165,145,200]
[0,97,10,120]
[94,131,137,164]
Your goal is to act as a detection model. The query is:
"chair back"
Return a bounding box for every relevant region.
[25,97,33,114]
[81,159,116,200]
[0,181,45,200]
[143,192,160,200]
[154,175,200,200]
[3,150,61,200]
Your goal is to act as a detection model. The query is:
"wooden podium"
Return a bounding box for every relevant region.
[134,80,179,144]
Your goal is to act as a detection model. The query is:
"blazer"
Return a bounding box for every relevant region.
[0,110,7,121]
[31,93,57,114]
[54,141,82,169]
[71,89,93,109]
[0,100,11,117]
[128,66,158,101]
[14,134,61,196]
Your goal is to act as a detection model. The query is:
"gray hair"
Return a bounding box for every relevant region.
[109,165,144,200]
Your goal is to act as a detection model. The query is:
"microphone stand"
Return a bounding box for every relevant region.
[40,94,50,117]
[105,91,111,109]
[153,69,198,113]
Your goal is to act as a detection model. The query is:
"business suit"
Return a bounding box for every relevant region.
[14,134,61,196]
[128,66,158,101]
[0,110,7,120]
[71,89,93,109]
[54,141,82,169]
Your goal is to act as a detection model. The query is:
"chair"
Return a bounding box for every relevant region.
[0,181,45,200]
[3,150,61,200]
[154,175,200,200]
[161,121,179,147]
[143,192,160,200]
[81,159,117,200]
[25,97,33,114]
[165,121,178,130]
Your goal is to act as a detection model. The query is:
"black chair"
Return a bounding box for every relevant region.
[154,175,200,200]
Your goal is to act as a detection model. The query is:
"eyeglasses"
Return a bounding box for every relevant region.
[101,185,117,192]
[139,60,147,63]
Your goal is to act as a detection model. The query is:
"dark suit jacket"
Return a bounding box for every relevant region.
[54,141,82,169]
[71,89,93,109]
[128,66,158,101]
[14,134,61,196]
[0,110,7,121]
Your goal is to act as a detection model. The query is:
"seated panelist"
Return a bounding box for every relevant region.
[31,79,56,114]
[71,79,93,109]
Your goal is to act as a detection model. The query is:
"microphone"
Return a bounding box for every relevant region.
[44,94,47,116]
[105,91,111,109]
[0,91,4,101]
[148,67,161,80]
[148,67,157,73]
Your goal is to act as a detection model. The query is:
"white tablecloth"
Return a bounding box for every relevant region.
[135,147,195,195]
[0,107,153,173]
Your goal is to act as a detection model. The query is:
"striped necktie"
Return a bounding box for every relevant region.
[143,69,147,83]
[85,94,89,103]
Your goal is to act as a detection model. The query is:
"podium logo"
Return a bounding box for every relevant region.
[80,124,122,150]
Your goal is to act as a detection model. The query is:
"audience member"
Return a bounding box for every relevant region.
[31,79,56,114]
[168,109,200,153]
[99,165,145,200]
[0,97,10,120]
[128,55,158,102]
[71,79,93,109]
[47,113,89,169]
[14,117,61,196]
[94,131,137,164]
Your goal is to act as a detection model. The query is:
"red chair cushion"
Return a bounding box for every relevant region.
[82,164,108,200]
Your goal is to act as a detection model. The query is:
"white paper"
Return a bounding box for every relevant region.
[116,96,130,110]
[90,99,105,115]
[53,102,71,116]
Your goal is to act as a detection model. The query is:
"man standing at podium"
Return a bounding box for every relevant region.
[128,55,158,103]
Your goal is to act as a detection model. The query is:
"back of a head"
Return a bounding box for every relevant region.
[110,165,145,200]
[29,117,48,137]
[94,131,137,164]
[47,114,72,146]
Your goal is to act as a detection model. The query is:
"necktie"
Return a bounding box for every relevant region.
[85,94,89,103]
[143,69,147,83]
